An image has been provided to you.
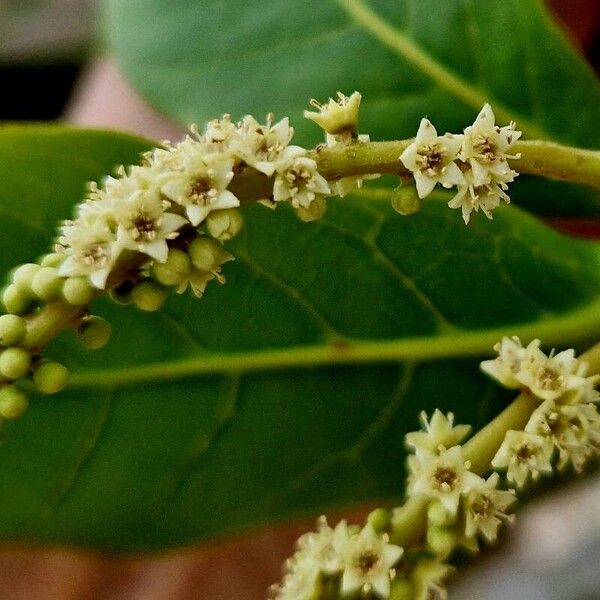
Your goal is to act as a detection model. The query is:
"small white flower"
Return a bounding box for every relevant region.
[304,91,362,136]
[57,217,117,289]
[339,524,403,598]
[405,410,472,455]
[114,189,187,263]
[234,114,296,176]
[204,114,238,148]
[492,430,554,489]
[271,554,321,600]
[399,118,465,199]
[447,176,510,224]
[273,149,331,209]
[460,103,521,187]
[159,141,239,226]
[480,336,527,389]
[296,517,347,575]
[409,445,483,517]
[462,473,516,544]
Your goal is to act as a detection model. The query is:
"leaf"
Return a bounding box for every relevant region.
[1,126,600,551]
[102,0,600,216]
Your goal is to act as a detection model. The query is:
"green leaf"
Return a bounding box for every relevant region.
[102,0,600,215]
[1,126,600,551]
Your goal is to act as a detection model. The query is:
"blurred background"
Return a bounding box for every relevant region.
[1,0,600,598]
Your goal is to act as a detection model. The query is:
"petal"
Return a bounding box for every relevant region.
[414,172,436,199]
[415,117,438,143]
[371,572,391,598]
[90,267,111,289]
[215,189,241,210]
[142,240,169,262]
[161,212,189,234]
[441,161,466,187]
[186,204,206,226]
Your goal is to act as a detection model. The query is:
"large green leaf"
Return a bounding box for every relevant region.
[103,0,600,216]
[1,126,600,551]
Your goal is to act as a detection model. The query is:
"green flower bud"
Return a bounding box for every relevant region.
[205,208,244,241]
[62,276,95,306]
[31,267,64,301]
[367,507,392,533]
[0,314,26,346]
[188,237,234,273]
[131,280,167,312]
[2,284,34,315]
[391,184,423,216]
[0,386,28,419]
[77,316,112,350]
[11,263,41,290]
[32,361,69,394]
[109,281,133,305]
[39,253,65,268]
[0,347,31,379]
[294,197,327,222]
[389,578,413,600]
[427,500,454,527]
[153,249,191,286]
[426,526,457,559]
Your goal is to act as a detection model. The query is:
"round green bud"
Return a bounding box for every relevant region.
[62,276,95,306]
[109,281,133,306]
[31,267,64,301]
[391,184,423,216]
[32,361,69,394]
[77,316,112,350]
[389,579,413,600]
[188,237,233,272]
[2,285,33,315]
[0,347,31,379]
[39,253,65,268]
[427,500,454,527]
[0,386,28,419]
[131,280,167,312]
[0,314,26,346]
[152,249,191,286]
[367,507,392,533]
[205,208,244,241]
[11,263,41,290]
[426,525,457,559]
[294,197,327,223]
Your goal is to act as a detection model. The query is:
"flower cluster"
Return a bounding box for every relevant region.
[270,518,403,600]
[482,337,600,487]
[400,104,521,224]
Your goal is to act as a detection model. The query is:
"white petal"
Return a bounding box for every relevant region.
[142,239,169,262]
[414,172,437,199]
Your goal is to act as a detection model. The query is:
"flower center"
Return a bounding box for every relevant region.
[189,177,217,205]
[433,467,459,491]
[355,549,380,575]
[130,212,158,242]
[81,243,108,266]
[474,136,497,162]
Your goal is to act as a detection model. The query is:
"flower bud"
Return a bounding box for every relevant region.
[426,526,457,559]
[0,314,26,346]
[77,316,112,350]
[0,386,28,419]
[32,361,69,394]
[367,507,392,533]
[188,237,234,272]
[39,253,64,268]
[0,347,31,379]
[205,208,244,241]
[11,263,41,290]
[391,184,423,216]
[389,579,413,600]
[62,276,95,306]
[131,280,167,312]
[2,285,33,315]
[427,500,454,527]
[294,197,327,222]
[31,267,64,301]
[153,249,191,286]
[109,281,133,305]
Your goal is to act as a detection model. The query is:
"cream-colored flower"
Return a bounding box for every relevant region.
[204,114,238,148]
[399,118,465,199]
[460,103,521,187]
[296,517,346,575]
[405,410,471,455]
[462,473,516,544]
[273,149,330,209]
[271,554,321,600]
[114,190,187,262]
[304,91,362,136]
[491,430,554,489]
[480,336,527,389]
[409,445,483,517]
[234,114,296,176]
[339,524,403,598]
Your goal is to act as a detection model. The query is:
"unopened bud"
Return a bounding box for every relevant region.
[391,184,423,216]
[153,249,191,286]
[2,285,33,315]
[33,361,69,394]
[295,197,327,222]
[11,263,41,290]
[77,316,112,350]
[0,347,31,379]
[188,237,234,272]
[0,314,26,346]
[206,208,244,241]
[0,386,28,418]
[427,500,454,527]
[389,579,413,600]
[109,281,134,305]
[426,526,457,559]
[39,253,64,268]
[31,267,63,301]
[62,276,95,306]
[131,280,167,312]
[367,507,392,533]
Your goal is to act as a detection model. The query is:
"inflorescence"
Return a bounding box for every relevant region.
[270,339,600,599]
